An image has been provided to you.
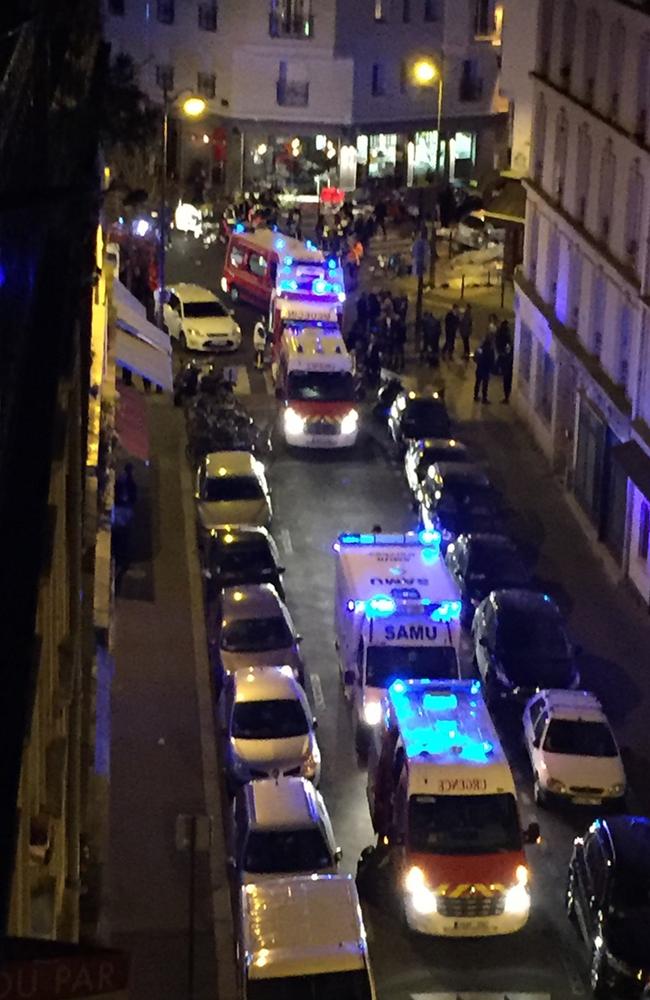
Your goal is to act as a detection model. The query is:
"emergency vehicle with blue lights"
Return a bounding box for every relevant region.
[367,678,540,937]
[333,530,462,751]
[276,325,358,448]
[268,247,345,351]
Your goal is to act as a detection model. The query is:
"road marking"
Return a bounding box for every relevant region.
[279,527,293,555]
[309,672,326,712]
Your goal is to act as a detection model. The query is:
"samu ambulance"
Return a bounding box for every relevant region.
[333,530,462,752]
[278,325,358,448]
[367,678,540,937]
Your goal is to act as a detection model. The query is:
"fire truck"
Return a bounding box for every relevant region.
[333,530,462,752]
[367,678,540,936]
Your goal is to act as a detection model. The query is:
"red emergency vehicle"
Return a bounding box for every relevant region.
[221,229,325,309]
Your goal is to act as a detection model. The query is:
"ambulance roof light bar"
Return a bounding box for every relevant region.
[335,529,441,548]
[387,679,495,762]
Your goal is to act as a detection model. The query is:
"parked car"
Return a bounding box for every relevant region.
[446,537,531,628]
[160,283,242,352]
[195,451,272,534]
[471,589,580,696]
[566,816,650,998]
[455,211,506,250]
[231,777,340,883]
[204,526,285,599]
[404,437,469,503]
[223,667,321,790]
[523,689,625,808]
[419,463,503,546]
[388,390,450,454]
[216,583,305,685]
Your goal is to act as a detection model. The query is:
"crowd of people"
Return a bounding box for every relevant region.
[346,290,410,382]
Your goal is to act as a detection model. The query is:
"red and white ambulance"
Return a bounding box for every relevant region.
[367,678,540,936]
[221,229,326,310]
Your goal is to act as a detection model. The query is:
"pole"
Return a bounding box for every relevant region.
[415,269,424,355]
[157,90,169,329]
[188,815,197,1000]
[436,72,444,176]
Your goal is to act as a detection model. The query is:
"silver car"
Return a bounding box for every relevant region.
[224,667,321,789]
[195,451,272,535]
[217,584,305,685]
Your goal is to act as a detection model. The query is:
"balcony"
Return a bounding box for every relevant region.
[276,79,309,107]
[269,11,314,37]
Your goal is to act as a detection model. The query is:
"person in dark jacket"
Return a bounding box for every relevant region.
[374,199,388,238]
[442,303,460,359]
[473,333,495,403]
[367,292,381,329]
[459,303,473,360]
[392,315,407,372]
[422,312,442,367]
[497,324,514,403]
[356,292,369,332]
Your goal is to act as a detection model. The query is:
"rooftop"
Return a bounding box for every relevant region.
[233,666,300,703]
[244,777,321,829]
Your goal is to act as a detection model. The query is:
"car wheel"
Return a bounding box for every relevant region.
[533,775,547,809]
[230,285,239,303]
[180,332,188,352]
[590,947,610,999]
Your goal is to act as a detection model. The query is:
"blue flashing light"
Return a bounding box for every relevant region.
[367,594,397,618]
[275,238,286,249]
[346,599,356,612]
[418,528,441,547]
[421,598,431,606]
[483,741,494,755]
[430,600,462,623]
[340,533,360,544]
[327,258,337,270]
[338,292,346,303]
[391,680,406,694]
[279,279,299,292]
[359,534,375,544]
[306,240,315,250]
[422,693,458,712]
[470,680,481,695]
[284,255,294,265]
[313,279,327,295]
[421,547,437,566]
[234,222,245,234]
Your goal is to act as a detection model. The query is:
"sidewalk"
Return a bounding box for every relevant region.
[399,346,650,812]
[108,397,236,1000]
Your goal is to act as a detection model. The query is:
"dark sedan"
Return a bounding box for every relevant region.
[445,533,531,627]
[388,390,451,454]
[420,463,504,547]
[203,526,285,599]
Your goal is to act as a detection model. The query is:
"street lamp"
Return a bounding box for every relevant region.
[157,90,207,328]
[411,58,444,176]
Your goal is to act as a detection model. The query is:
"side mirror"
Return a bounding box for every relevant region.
[343,669,356,687]
[295,635,303,644]
[334,847,343,861]
[525,821,541,845]
[312,717,318,729]
[278,566,286,574]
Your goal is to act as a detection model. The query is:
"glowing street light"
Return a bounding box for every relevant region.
[412,59,438,85]
[410,57,445,177]
[182,95,207,118]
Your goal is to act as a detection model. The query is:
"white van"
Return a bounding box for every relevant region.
[239,874,376,999]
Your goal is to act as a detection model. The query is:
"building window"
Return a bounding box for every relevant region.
[559,0,576,86]
[519,323,533,385]
[597,140,616,242]
[574,397,605,521]
[269,0,313,38]
[636,35,650,140]
[574,123,591,224]
[197,72,216,99]
[546,227,560,306]
[198,1,217,30]
[552,109,568,202]
[618,304,632,392]
[639,501,650,559]
[525,205,539,283]
[156,64,174,91]
[157,0,174,24]
[459,60,483,102]
[608,21,625,120]
[583,9,600,106]
[538,0,554,76]
[590,271,605,358]
[277,61,309,105]
[424,0,438,20]
[532,93,547,183]
[474,0,490,35]
[567,244,582,328]
[374,0,388,21]
[624,161,644,267]
[536,345,555,425]
[108,0,125,14]
[372,63,386,96]
[402,0,410,21]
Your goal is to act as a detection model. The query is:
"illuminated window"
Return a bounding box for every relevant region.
[374,0,388,22]
[269,0,313,38]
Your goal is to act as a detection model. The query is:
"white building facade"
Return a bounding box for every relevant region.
[102,0,508,191]
[512,0,650,604]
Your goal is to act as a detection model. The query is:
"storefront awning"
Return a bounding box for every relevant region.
[612,440,650,499]
[113,279,173,391]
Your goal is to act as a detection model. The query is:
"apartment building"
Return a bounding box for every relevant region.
[511,0,650,604]
[102,0,508,190]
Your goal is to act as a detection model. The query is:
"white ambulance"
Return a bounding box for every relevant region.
[367,678,540,937]
[277,324,358,448]
[333,530,462,752]
[239,874,376,1000]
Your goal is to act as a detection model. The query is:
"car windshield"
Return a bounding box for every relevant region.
[184,300,229,318]
[498,608,568,659]
[221,616,293,652]
[420,448,465,472]
[408,793,522,854]
[467,544,527,584]
[247,970,372,1000]
[437,483,495,512]
[232,699,308,739]
[402,402,450,438]
[244,829,332,873]
[366,645,459,686]
[202,476,263,502]
[543,719,618,757]
[213,539,274,577]
[287,371,354,403]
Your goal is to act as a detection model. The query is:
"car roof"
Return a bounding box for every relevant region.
[603,816,650,879]
[242,777,321,829]
[169,283,219,303]
[538,689,605,721]
[212,526,272,546]
[492,589,561,614]
[222,583,285,620]
[432,462,490,484]
[204,451,257,476]
[233,666,300,702]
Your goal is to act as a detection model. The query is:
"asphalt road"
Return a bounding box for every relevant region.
[164,232,608,1000]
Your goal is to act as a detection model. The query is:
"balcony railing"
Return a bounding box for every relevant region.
[269,12,314,37]
[276,80,309,106]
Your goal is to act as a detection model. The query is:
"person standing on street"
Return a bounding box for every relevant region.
[356,292,369,333]
[374,199,388,239]
[473,333,495,403]
[459,303,473,360]
[393,315,407,372]
[442,303,460,359]
[496,323,514,403]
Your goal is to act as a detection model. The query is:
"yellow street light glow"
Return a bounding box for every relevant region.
[182,96,207,118]
[412,59,438,85]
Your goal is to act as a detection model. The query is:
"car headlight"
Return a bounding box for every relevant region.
[340,409,359,435]
[363,701,382,726]
[504,882,530,916]
[285,407,305,434]
[234,324,242,337]
[404,866,437,914]
[186,327,201,339]
[546,777,567,794]
[607,782,626,797]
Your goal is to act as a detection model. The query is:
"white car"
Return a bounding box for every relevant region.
[455,211,506,250]
[162,283,242,352]
[522,689,626,809]
[195,451,272,534]
[224,667,321,789]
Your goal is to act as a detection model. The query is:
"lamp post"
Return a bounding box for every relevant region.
[157,91,207,329]
[412,58,445,289]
